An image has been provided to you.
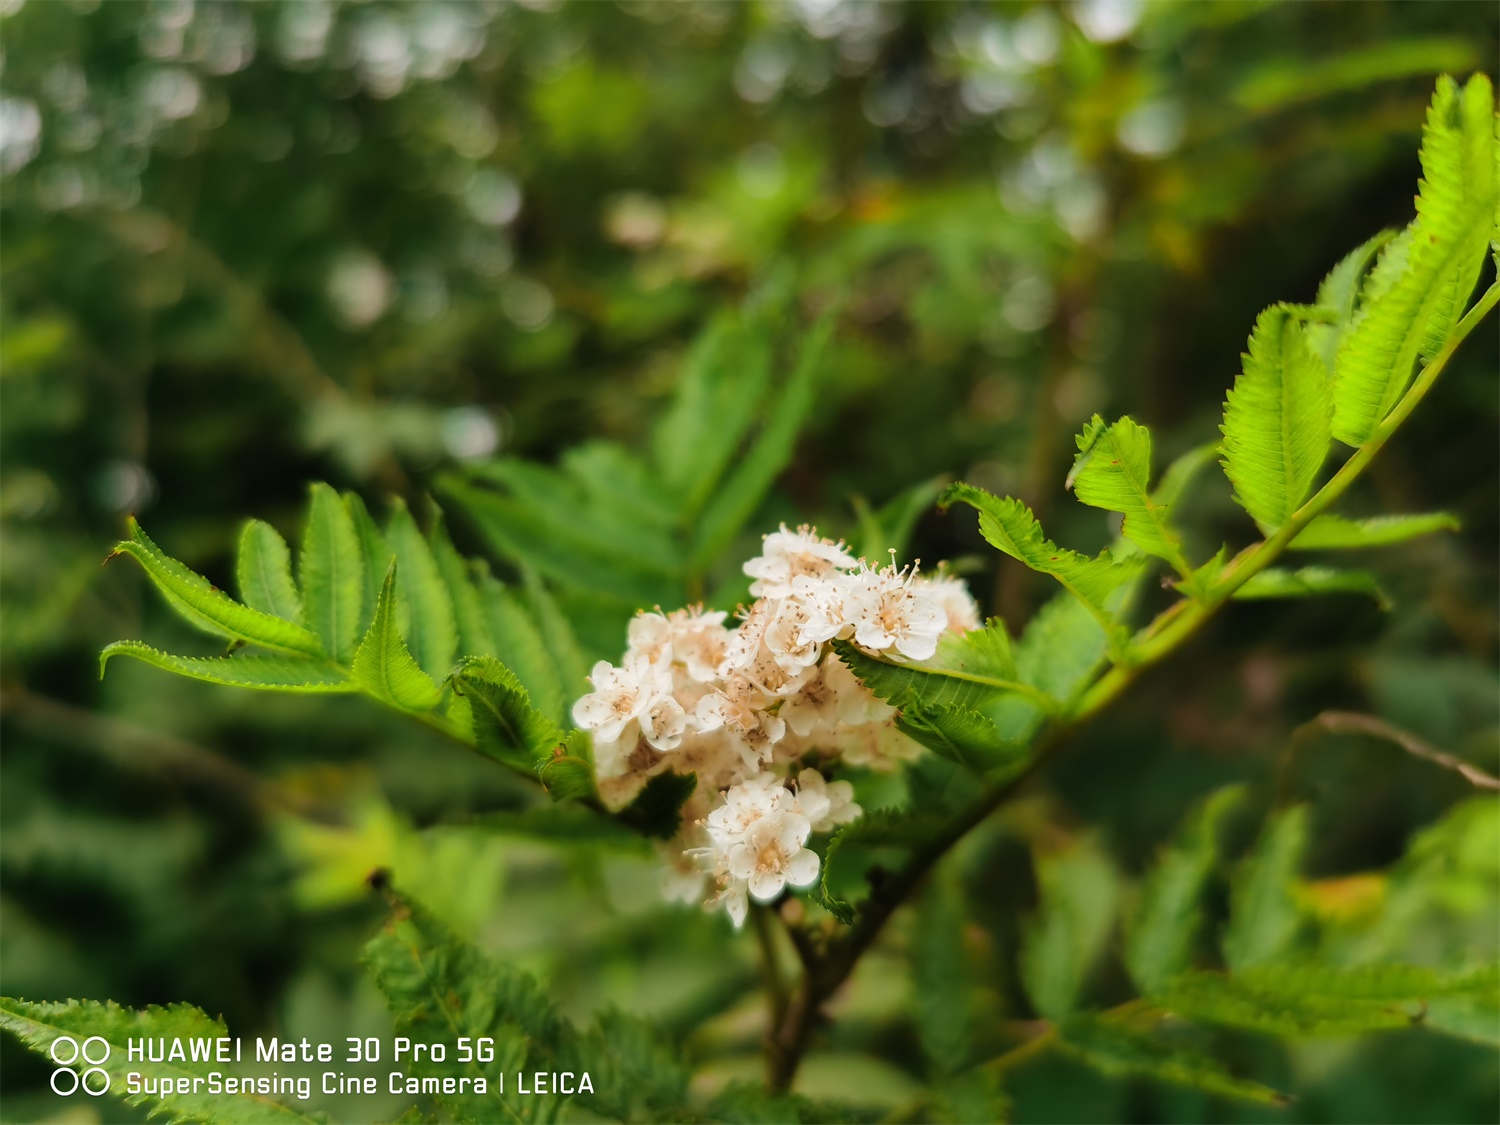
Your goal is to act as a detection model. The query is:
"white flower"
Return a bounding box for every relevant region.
[844,562,947,661]
[571,653,686,753]
[658,840,708,905]
[830,719,925,770]
[698,772,820,913]
[918,572,982,634]
[793,769,862,833]
[781,655,885,737]
[744,524,858,598]
[718,601,814,698]
[628,606,730,683]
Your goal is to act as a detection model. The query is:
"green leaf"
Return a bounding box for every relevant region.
[689,311,834,570]
[426,509,496,659]
[350,564,441,713]
[1020,835,1119,1020]
[1155,963,1498,1038]
[1332,75,1498,444]
[1057,1014,1288,1106]
[832,642,1035,772]
[364,893,688,1124]
[0,996,320,1124]
[342,491,393,631]
[299,482,365,664]
[1287,511,1460,550]
[1067,415,1192,576]
[475,568,565,724]
[1126,785,1249,994]
[1013,591,1113,705]
[519,566,589,707]
[941,484,1136,644]
[818,809,949,924]
[616,769,697,839]
[1306,229,1397,373]
[913,872,975,1074]
[1222,806,1309,971]
[855,475,947,561]
[441,473,677,608]
[705,1083,876,1124]
[1233,566,1390,609]
[100,641,353,693]
[111,519,323,657]
[385,499,459,679]
[1151,442,1219,518]
[448,655,564,777]
[1219,305,1331,532]
[651,310,774,516]
[235,519,304,624]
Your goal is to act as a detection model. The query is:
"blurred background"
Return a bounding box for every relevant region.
[1,1,1496,1121]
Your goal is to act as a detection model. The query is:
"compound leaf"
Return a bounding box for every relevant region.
[235,519,304,624]
[0,996,319,1124]
[350,564,441,713]
[1220,306,1331,532]
[111,519,322,658]
[299,482,365,664]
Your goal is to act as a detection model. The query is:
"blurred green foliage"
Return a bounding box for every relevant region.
[1,1,1496,1121]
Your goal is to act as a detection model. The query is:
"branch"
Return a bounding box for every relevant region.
[1281,710,1500,794]
[765,281,1499,1093]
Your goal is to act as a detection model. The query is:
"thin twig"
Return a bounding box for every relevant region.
[1281,709,1500,795]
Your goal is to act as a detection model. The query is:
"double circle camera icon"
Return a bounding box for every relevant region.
[48,1035,111,1096]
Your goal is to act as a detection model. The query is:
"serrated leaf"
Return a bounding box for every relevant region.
[0,996,320,1124]
[1223,806,1309,971]
[1020,835,1119,1020]
[818,809,949,924]
[1287,511,1460,550]
[1233,566,1389,609]
[1155,963,1498,1038]
[1058,1014,1287,1106]
[448,655,563,777]
[1013,591,1113,705]
[1220,306,1331,532]
[690,312,834,570]
[111,519,323,657]
[342,491,393,631]
[1332,75,1498,444]
[651,309,774,516]
[1126,785,1249,993]
[385,499,458,679]
[1306,229,1397,373]
[1067,415,1191,576]
[833,642,1036,771]
[426,509,496,659]
[100,641,352,693]
[519,566,589,707]
[913,873,975,1074]
[440,475,674,609]
[235,519,304,624]
[474,568,565,724]
[300,482,364,664]
[942,484,1136,644]
[351,564,441,713]
[364,893,687,1124]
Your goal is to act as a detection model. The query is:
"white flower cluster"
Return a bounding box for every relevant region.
[572,526,980,926]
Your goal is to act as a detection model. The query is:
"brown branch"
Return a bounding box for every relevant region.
[767,748,1053,1091]
[1281,709,1500,795]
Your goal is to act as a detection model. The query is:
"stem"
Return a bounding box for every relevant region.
[767,280,1499,1092]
